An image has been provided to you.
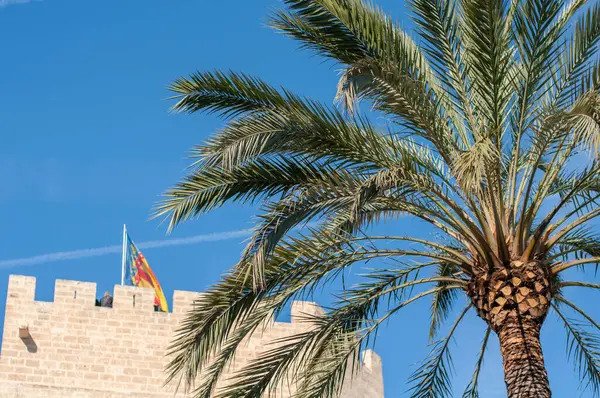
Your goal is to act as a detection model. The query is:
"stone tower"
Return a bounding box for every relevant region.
[0,275,384,397]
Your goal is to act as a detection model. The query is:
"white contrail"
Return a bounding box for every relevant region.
[0,0,40,7]
[0,228,255,269]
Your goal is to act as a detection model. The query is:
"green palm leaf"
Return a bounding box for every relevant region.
[409,304,471,398]
[160,0,600,396]
[462,327,492,398]
[554,303,600,395]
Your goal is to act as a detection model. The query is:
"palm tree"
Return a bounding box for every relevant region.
[156,0,600,397]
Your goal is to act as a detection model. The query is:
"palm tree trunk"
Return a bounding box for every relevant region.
[499,317,551,398]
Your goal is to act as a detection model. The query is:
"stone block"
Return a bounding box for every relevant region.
[113,285,155,313]
[54,279,96,307]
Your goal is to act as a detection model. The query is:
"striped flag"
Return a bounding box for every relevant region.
[124,233,169,312]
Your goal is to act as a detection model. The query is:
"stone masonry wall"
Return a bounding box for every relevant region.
[0,275,384,397]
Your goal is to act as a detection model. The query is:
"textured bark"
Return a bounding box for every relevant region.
[499,319,551,398]
[467,261,551,331]
[467,261,553,397]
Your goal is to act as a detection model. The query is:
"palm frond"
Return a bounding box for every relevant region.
[335,59,463,162]
[218,274,464,398]
[165,230,367,393]
[408,303,472,398]
[236,137,459,278]
[429,262,461,340]
[165,229,451,393]
[553,303,600,396]
[154,156,353,231]
[169,70,403,172]
[461,0,514,138]
[553,257,600,274]
[552,2,600,109]
[271,0,468,158]
[547,205,600,252]
[453,138,500,193]
[269,0,433,76]
[295,284,466,398]
[162,0,600,396]
[549,229,600,265]
[557,281,600,290]
[408,0,473,130]
[462,327,492,398]
[554,295,600,331]
[507,0,565,210]
[169,70,287,117]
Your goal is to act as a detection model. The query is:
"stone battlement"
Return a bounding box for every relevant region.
[5,275,329,318]
[7,274,210,314]
[0,275,384,397]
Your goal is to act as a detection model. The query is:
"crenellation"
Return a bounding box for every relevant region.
[290,300,325,323]
[54,279,97,307]
[172,290,201,314]
[7,275,36,302]
[0,275,384,397]
[362,349,382,372]
[113,285,155,313]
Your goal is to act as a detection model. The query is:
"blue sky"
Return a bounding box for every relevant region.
[0,0,598,396]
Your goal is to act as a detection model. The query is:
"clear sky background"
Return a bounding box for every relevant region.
[0,1,598,396]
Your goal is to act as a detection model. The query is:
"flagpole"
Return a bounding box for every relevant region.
[121,224,127,286]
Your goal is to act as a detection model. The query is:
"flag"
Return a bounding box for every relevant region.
[124,233,169,312]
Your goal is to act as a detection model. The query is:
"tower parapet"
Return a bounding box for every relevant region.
[0,275,384,397]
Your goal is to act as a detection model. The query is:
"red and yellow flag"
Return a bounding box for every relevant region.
[125,234,168,312]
